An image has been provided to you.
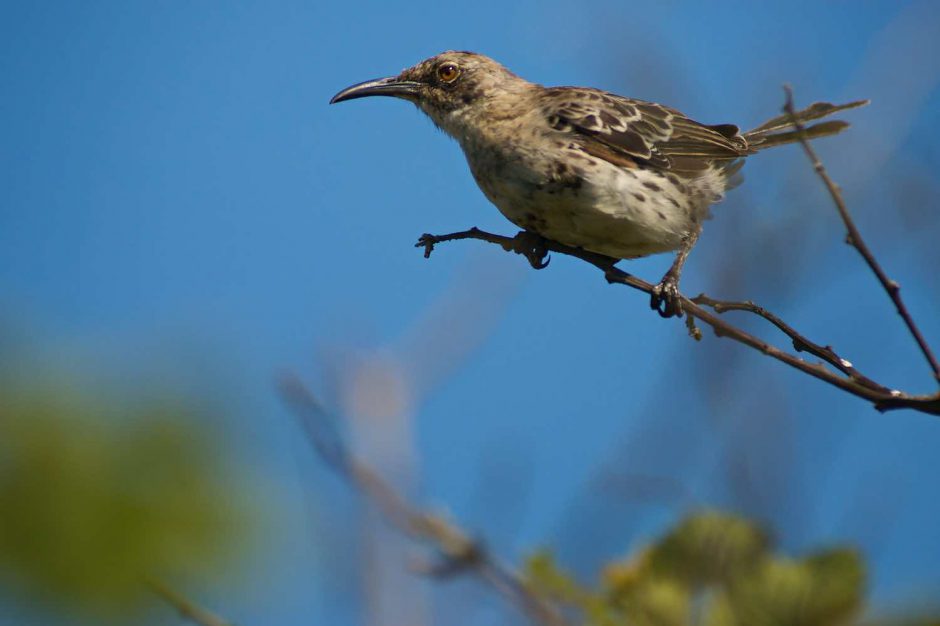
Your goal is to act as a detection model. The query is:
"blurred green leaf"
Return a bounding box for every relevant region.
[524,549,590,606]
[0,382,258,620]
[805,548,867,624]
[523,550,623,626]
[646,509,770,587]
[706,547,865,626]
[607,576,690,626]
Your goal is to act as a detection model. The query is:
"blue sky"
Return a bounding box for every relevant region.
[2,1,940,624]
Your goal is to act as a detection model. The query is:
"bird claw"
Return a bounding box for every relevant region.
[528,253,551,270]
[650,276,683,318]
[507,231,550,269]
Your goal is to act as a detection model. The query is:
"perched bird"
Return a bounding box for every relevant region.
[330,51,866,316]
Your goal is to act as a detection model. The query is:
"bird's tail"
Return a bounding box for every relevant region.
[743,99,869,151]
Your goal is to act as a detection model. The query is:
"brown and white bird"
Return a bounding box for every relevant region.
[331,51,866,316]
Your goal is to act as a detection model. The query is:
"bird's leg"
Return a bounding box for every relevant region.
[650,226,701,318]
[506,230,551,269]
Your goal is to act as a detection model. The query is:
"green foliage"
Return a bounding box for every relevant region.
[645,510,770,587]
[0,381,259,620]
[707,548,865,626]
[523,509,887,626]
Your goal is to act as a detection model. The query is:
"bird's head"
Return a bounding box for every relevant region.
[330,51,529,134]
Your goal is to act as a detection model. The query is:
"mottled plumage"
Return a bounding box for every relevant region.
[331,51,866,315]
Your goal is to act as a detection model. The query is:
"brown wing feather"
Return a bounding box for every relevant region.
[540,87,748,172]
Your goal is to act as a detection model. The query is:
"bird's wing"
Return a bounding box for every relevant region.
[540,87,748,172]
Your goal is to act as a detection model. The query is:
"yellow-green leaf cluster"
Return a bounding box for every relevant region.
[524,510,873,626]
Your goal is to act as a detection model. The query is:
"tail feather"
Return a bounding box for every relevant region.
[744,99,869,150]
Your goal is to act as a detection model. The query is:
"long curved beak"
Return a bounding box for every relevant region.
[330,76,422,104]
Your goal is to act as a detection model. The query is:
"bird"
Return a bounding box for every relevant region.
[330,51,866,317]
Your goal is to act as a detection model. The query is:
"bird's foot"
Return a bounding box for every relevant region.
[505,231,550,269]
[650,275,683,318]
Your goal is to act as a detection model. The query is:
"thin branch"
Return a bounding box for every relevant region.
[783,84,940,384]
[416,227,940,416]
[146,578,235,626]
[279,375,573,626]
[689,293,888,393]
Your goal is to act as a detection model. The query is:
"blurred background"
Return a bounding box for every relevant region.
[2,1,939,624]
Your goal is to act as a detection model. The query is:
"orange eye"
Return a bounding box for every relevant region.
[437,63,460,83]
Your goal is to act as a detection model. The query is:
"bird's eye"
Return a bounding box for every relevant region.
[437,63,460,83]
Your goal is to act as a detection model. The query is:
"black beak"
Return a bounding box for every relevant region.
[329,76,422,104]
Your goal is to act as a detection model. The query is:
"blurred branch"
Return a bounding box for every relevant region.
[146,578,235,626]
[415,227,940,416]
[279,375,572,626]
[783,84,940,385]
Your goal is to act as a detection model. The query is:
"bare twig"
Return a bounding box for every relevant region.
[416,227,940,416]
[783,84,940,384]
[279,375,573,626]
[147,578,235,626]
[689,293,888,393]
